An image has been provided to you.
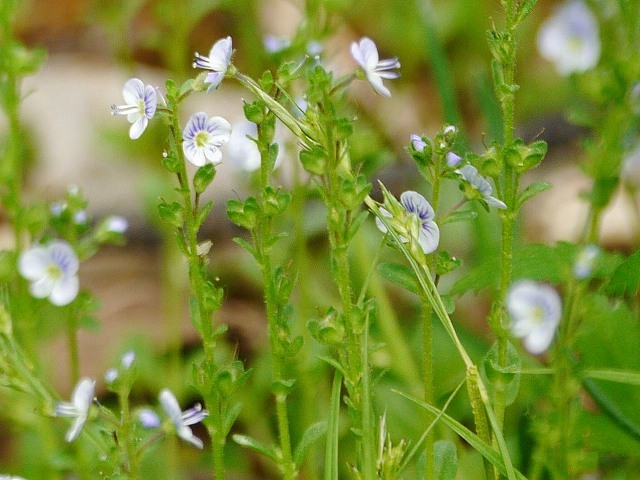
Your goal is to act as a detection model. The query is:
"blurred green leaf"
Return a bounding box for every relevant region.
[434,440,458,480]
[294,421,327,466]
[605,248,640,296]
[377,262,419,295]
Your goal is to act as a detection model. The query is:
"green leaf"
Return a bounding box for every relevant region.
[441,210,477,225]
[516,181,551,208]
[294,421,327,466]
[193,164,217,194]
[481,342,521,407]
[605,248,640,296]
[232,434,279,463]
[222,402,243,437]
[395,390,526,480]
[515,0,539,23]
[377,262,419,295]
[346,210,369,243]
[584,369,640,387]
[434,440,457,480]
[324,371,342,480]
[196,200,214,229]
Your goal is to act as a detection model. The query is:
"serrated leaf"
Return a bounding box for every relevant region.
[294,421,327,466]
[377,262,419,295]
[232,237,258,260]
[434,440,457,480]
[605,248,640,296]
[232,434,279,463]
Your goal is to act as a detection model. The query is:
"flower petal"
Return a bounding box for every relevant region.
[50,275,79,306]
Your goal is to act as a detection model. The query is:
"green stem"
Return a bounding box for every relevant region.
[421,297,435,480]
[67,305,80,388]
[168,111,226,480]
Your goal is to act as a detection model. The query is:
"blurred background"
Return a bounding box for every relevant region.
[3,0,639,477]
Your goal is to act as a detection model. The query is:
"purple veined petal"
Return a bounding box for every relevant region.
[49,241,79,274]
[18,247,50,280]
[183,141,206,167]
[50,275,79,306]
[143,85,157,118]
[418,221,440,254]
[400,191,435,222]
[205,116,232,145]
[122,78,145,105]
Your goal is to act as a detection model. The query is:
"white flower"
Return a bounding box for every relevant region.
[457,164,507,209]
[350,37,400,97]
[537,0,600,76]
[159,389,209,448]
[182,112,232,167]
[193,36,233,92]
[0,475,28,480]
[18,241,79,306]
[507,280,562,355]
[573,244,599,279]
[111,78,157,139]
[55,378,95,442]
[263,35,291,54]
[376,191,440,254]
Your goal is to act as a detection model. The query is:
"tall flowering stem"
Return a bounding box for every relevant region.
[159,83,229,480]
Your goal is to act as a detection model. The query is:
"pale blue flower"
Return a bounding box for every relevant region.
[225,120,261,172]
[537,0,600,76]
[55,378,95,442]
[350,37,400,97]
[18,241,79,306]
[457,164,507,209]
[573,245,599,279]
[111,78,157,139]
[410,134,427,152]
[182,112,232,167]
[507,281,562,354]
[193,36,233,92]
[106,216,129,234]
[376,191,440,254]
[263,35,291,54]
[159,389,209,449]
[446,152,462,167]
[138,408,161,429]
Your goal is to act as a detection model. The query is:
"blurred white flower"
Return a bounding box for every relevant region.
[573,244,600,279]
[457,164,507,209]
[193,36,233,92]
[537,0,600,76]
[182,112,232,167]
[225,121,261,172]
[55,378,95,442]
[376,191,440,254]
[507,280,562,354]
[263,35,291,54]
[0,475,28,480]
[350,37,400,97]
[159,389,209,448]
[111,78,157,139]
[106,216,129,234]
[18,241,79,306]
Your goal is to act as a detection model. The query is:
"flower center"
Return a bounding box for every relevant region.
[195,131,210,148]
[531,305,546,326]
[46,263,63,280]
